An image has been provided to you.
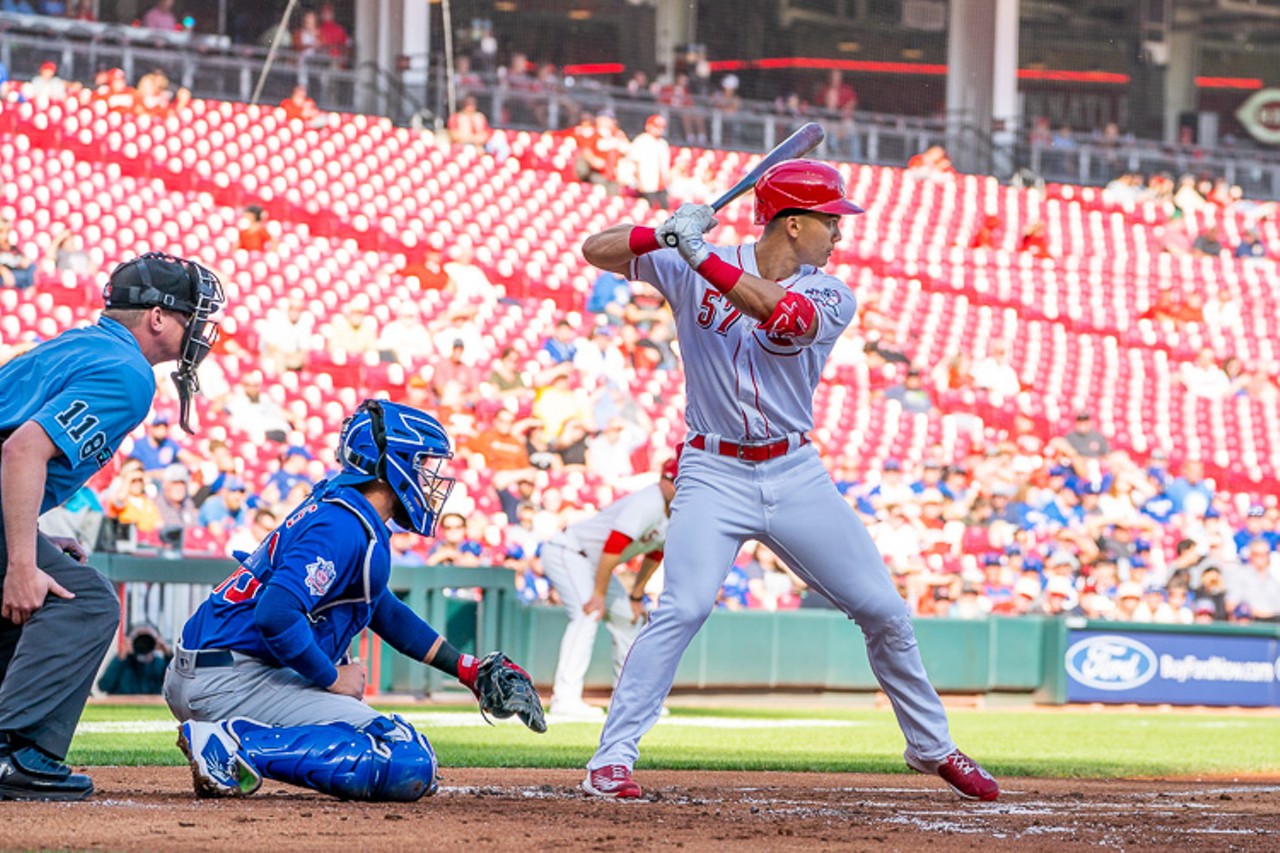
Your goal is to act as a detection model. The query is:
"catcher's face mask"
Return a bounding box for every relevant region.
[104,252,225,433]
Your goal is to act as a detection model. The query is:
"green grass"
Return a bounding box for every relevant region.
[70,703,1280,779]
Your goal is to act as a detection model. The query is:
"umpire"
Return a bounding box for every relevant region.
[0,252,223,800]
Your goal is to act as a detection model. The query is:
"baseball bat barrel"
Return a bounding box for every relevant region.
[660,121,826,247]
[710,121,825,213]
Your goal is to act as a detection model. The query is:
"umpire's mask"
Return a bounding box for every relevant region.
[103,252,226,434]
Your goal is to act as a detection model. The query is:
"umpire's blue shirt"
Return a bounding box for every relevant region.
[0,317,154,513]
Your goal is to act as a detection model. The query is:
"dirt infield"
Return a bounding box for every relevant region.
[3,767,1278,851]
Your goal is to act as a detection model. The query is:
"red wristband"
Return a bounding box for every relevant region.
[696,255,744,294]
[628,226,661,256]
[457,653,479,693]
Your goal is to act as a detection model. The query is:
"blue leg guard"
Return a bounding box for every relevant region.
[226,715,438,802]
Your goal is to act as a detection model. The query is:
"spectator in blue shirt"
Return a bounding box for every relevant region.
[910,458,945,495]
[884,366,934,415]
[1233,504,1278,557]
[1234,229,1267,260]
[938,465,970,503]
[989,486,1029,528]
[539,320,578,365]
[1145,448,1171,488]
[717,563,752,610]
[197,475,252,537]
[129,414,182,473]
[260,445,314,509]
[586,269,632,325]
[1165,458,1214,517]
[514,547,554,605]
[425,512,484,566]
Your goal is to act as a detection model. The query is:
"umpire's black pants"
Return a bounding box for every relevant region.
[0,521,119,760]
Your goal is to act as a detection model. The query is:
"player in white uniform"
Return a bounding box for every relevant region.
[541,458,677,718]
[577,160,999,801]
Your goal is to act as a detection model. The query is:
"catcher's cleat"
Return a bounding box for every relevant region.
[582,764,642,800]
[177,721,262,798]
[0,741,94,801]
[906,749,999,801]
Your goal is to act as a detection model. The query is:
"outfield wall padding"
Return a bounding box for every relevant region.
[95,555,1280,705]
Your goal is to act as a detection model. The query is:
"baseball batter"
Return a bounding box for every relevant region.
[167,400,544,802]
[578,160,999,801]
[0,253,224,800]
[542,457,677,718]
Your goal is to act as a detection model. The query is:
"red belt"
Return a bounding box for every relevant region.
[687,433,807,462]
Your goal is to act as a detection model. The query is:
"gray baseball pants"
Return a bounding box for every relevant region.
[0,527,120,760]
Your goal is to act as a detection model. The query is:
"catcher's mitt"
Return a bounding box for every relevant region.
[472,652,547,733]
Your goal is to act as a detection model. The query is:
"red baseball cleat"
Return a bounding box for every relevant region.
[907,749,1000,801]
[582,764,643,799]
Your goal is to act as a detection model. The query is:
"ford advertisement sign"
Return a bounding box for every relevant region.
[1066,630,1280,706]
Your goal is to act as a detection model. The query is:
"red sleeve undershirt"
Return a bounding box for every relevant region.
[602,530,633,555]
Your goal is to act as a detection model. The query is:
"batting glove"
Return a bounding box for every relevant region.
[656,203,718,249]
[674,232,712,269]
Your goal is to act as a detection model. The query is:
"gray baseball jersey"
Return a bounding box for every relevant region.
[632,244,855,440]
[589,241,957,775]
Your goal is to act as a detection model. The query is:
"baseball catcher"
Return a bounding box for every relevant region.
[164,400,544,802]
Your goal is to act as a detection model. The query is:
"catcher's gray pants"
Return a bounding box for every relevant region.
[590,444,956,771]
[541,539,640,708]
[164,646,382,728]
[0,527,119,760]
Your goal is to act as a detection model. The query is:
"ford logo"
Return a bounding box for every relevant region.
[1065,635,1158,691]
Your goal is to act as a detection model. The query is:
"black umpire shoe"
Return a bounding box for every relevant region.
[0,740,94,801]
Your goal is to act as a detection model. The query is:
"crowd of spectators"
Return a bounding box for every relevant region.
[4,63,1278,631]
[26,260,1278,628]
[2,0,350,58]
[1,59,195,120]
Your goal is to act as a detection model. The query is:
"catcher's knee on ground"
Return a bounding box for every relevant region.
[232,715,438,802]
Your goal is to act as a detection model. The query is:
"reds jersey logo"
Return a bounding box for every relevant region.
[304,556,337,597]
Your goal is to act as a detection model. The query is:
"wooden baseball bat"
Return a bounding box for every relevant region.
[661,121,826,247]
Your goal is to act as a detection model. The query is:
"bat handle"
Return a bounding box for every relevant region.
[661,232,680,248]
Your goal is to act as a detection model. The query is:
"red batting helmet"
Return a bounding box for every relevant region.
[753,159,864,225]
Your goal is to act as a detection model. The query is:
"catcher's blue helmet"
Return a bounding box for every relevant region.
[332,399,455,536]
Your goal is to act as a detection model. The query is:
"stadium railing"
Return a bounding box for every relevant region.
[9,11,1280,197]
